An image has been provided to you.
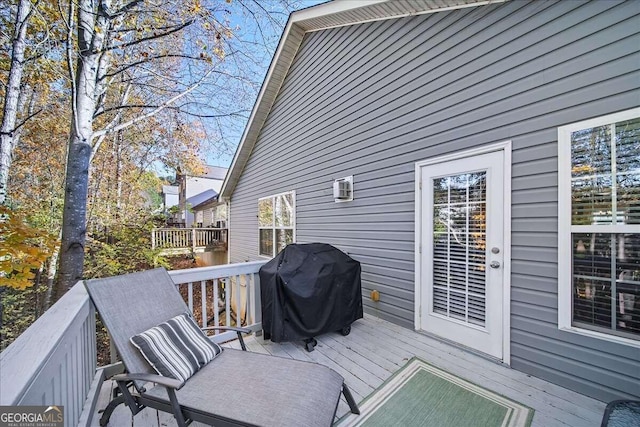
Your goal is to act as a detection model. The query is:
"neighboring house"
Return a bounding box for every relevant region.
[177,165,228,227]
[184,189,218,227]
[219,0,640,403]
[192,193,228,228]
[161,185,180,225]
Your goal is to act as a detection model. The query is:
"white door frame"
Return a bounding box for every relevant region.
[414,141,512,364]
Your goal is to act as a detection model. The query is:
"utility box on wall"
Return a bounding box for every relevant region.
[333,176,354,202]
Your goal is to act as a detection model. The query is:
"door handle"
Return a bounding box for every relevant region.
[490,261,501,269]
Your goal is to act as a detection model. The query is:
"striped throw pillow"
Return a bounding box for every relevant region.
[130,313,222,385]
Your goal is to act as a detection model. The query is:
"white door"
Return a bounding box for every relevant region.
[419,150,505,360]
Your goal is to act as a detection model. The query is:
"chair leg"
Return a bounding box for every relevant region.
[342,383,360,415]
[99,395,126,426]
[167,388,189,427]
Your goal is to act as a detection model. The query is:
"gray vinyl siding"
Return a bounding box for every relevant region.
[229,0,640,402]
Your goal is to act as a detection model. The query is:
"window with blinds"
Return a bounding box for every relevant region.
[432,172,487,326]
[567,113,640,340]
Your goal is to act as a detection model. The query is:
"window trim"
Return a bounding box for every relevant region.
[558,107,640,348]
[258,190,296,258]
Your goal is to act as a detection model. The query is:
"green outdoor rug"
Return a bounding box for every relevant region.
[335,358,533,427]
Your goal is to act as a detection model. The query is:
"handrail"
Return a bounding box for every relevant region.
[0,282,96,427]
[152,227,228,250]
[168,260,267,343]
[0,261,266,427]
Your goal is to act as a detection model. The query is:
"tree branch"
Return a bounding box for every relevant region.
[92,68,214,139]
[99,54,207,82]
[99,20,194,54]
[11,108,43,134]
[90,83,131,161]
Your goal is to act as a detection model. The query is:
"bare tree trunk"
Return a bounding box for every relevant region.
[56,71,97,294]
[55,0,105,295]
[0,0,32,206]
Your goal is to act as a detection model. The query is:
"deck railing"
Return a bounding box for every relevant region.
[0,260,266,427]
[168,260,267,342]
[152,227,227,252]
[0,282,96,427]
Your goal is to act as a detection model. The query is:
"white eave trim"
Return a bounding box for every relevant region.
[220,0,507,199]
[292,0,389,26]
[219,15,299,199]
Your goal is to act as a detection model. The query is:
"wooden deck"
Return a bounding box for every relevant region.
[91,314,606,426]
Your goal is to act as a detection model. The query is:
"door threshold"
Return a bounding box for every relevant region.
[414,328,508,366]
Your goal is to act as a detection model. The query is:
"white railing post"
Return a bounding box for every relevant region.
[191,228,196,253]
[151,229,156,249]
[250,272,262,327]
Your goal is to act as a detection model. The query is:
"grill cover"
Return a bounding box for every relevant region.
[259,243,363,342]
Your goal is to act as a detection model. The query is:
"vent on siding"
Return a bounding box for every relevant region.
[333,176,354,202]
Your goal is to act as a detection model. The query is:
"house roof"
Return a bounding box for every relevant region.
[219,0,505,199]
[186,189,218,208]
[191,193,221,210]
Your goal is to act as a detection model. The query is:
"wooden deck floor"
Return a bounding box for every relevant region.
[91,314,606,426]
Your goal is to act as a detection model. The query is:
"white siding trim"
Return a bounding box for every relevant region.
[414,141,512,364]
[226,200,231,264]
[502,142,512,366]
[557,107,640,349]
[292,0,388,22]
[302,1,509,33]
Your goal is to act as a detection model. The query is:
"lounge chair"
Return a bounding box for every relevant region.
[85,268,360,427]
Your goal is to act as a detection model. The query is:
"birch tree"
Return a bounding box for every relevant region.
[0,0,33,206]
[55,0,294,295]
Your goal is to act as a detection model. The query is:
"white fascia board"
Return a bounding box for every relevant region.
[296,0,509,33]
[291,0,388,22]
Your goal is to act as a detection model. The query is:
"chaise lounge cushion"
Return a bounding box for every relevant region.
[143,348,344,427]
[130,313,222,385]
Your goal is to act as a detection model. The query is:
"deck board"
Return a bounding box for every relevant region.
[91,315,605,426]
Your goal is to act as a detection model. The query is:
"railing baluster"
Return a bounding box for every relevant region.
[244,273,253,325]
[188,282,193,314]
[201,281,207,328]
[213,278,220,332]
[253,272,262,326]
[235,275,242,327]
[225,277,231,327]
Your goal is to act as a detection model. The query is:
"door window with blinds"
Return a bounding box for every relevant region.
[258,191,295,257]
[432,173,487,326]
[559,108,640,342]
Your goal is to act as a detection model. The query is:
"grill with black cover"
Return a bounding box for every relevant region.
[259,243,363,351]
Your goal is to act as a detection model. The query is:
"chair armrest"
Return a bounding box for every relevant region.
[202,326,252,334]
[202,326,250,351]
[112,373,182,389]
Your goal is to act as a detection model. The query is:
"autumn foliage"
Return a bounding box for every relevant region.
[0,207,56,289]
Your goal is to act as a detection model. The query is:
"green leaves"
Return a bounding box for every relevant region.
[83,216,168,279]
